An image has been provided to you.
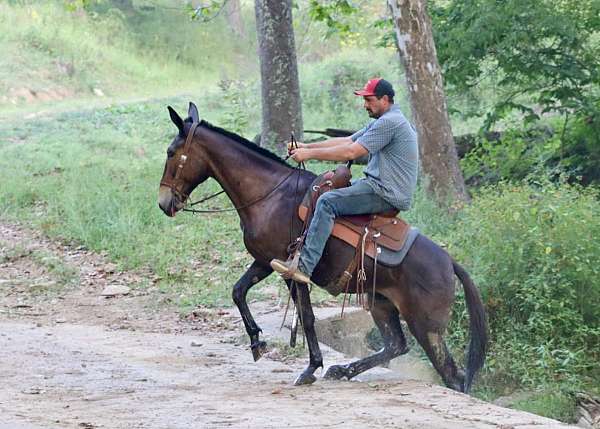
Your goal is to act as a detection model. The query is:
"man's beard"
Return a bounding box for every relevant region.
[367,109,380,119]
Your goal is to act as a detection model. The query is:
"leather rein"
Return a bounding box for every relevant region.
[160,121,298,214]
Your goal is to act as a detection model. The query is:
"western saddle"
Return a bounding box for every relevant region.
[292,165,412,309]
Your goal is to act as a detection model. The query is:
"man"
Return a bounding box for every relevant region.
[271,78,419,283]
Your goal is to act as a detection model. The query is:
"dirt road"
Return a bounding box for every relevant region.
[0,222,575,429]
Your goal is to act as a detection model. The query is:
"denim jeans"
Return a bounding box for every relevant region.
[299,179,396,276]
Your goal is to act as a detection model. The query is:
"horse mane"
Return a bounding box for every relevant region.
[198,119,290,167]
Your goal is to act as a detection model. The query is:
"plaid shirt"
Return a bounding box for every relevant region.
[351,104,419,210]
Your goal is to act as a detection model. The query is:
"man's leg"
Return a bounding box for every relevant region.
[281,180,394,281]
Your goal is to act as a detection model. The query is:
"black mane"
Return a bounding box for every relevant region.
[199,120,290,167]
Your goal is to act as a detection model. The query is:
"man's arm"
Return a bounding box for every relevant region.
[290,136,353,150]
[290,142,368,163]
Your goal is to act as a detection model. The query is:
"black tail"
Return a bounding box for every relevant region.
[453,260,487,393]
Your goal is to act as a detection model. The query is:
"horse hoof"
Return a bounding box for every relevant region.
[323,365,347,380]
[251,340,267,362]
[294,372,317,386]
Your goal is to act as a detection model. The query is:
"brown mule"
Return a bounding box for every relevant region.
[158,103,487,392]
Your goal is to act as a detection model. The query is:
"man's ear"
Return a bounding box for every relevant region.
[188,102,200,123]
[168,106,184,133]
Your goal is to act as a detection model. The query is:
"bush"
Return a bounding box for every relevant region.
[447,179,600,389]
[551,104,600,186]
[461,126,558,185]
[461,102,600,187]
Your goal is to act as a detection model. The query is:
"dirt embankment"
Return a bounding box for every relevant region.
[0,222,576,429]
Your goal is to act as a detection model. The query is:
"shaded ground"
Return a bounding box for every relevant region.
[0,222,576,429]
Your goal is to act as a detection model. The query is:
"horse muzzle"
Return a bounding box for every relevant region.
[158,186,185,217]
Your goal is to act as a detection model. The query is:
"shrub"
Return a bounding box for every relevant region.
[551,103,600,186]
[461,102,600,187]
[447,179,600,388]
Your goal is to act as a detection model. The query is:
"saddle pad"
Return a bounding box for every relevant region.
[378,227,420,267]
[298,204,412,260]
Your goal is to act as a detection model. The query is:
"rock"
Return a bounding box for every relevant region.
[576,392,600,428]
[100,285,130,297]
[21,387,43,394]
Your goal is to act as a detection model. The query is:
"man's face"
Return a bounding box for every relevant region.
[363,95,389,118]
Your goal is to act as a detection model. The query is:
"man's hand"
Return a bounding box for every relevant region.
[290,148,310,163]
[287,141,306,154]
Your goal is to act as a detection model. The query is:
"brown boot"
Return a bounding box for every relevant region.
[270,259,311,284]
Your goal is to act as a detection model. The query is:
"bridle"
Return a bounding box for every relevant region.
[160,121,298,214]
[160,121,200,203]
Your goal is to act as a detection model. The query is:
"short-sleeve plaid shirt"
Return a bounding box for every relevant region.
[351,104,419,210]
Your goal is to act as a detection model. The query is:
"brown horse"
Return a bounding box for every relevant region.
[158,103,487,393]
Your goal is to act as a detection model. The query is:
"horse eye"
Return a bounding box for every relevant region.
[167,148,175,158]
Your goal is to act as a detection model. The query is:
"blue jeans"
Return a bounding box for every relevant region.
[299,179,395,276]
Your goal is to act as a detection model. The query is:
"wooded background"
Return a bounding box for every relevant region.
[1,0,599,423]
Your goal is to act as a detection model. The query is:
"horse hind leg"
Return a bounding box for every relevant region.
[324,294,409,381]
[406,317,465,392]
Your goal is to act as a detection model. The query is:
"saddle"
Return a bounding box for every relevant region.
[298,167,411,261]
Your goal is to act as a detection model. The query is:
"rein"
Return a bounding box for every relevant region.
[182,169,297,214]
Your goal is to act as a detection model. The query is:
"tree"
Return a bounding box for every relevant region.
[387,0,468,203]
[430,0,600,127]
[255,0,303,148]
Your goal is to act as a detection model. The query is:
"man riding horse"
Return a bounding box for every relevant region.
[159,82,486,392]
[271,78,419,284]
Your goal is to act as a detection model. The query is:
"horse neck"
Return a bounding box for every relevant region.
[198,128,293,217]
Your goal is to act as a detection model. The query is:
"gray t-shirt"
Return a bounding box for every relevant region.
[351,104,419,210]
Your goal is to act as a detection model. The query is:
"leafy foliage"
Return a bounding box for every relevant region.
[552,103,600,185]
[461,100,600,186]
[430,0,600,126]
[447,180,600,390]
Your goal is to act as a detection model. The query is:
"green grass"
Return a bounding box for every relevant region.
[0,1,252,119]
[512,389,577,423]
[1,96,250,307]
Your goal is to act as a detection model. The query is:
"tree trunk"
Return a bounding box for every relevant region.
[387,0,468,204]
[226,0,245,38]
[254,0,303,148]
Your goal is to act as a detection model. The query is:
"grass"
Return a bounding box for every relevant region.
[1,96,243,306]
[0,1,252,119]
[512,389,577,423]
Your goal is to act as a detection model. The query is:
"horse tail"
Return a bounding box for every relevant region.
[452,259,487,393]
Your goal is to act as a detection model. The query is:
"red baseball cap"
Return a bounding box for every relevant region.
[354,78,395,97]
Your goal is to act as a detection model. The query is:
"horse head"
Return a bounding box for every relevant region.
[158,102,212,217]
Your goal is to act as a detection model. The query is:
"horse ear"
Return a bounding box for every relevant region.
[188,102,200,123]
[168,106,184,133]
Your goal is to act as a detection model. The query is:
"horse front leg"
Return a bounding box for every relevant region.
[231,260,273,361]
[288,280,323,386]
